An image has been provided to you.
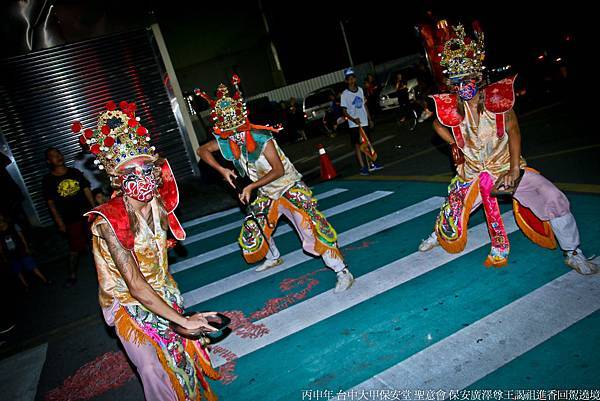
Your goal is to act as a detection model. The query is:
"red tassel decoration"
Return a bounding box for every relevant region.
[495,114,505,138]
[229,140,241,159]
[245,131,256,153]
[452,126,465,148]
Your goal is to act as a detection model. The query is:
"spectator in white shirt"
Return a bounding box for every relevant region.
[341,67,383,175]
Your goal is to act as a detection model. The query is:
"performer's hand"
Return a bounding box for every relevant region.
[56,220,66,233]
[353,117,361,125]
[220,168,237,189]
[180,312,218,332]
[501,167,521,189]
[239,185,254,205]
[449,143,465,166]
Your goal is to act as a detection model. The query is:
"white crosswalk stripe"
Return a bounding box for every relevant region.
[181,188,348,229]
[171,190,396,273]
[210,212,518,367]
[182,189,378,245]
[182,196,444,307]
[350,272,600,396]
[181,208,240,229]
[173,183,597,395]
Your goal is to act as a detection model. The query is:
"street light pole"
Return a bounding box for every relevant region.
[339,19,354,67]
[259,0,286,86]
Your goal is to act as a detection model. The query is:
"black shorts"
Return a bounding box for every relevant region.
[349,126,370,146]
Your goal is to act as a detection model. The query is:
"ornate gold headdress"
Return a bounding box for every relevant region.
[439,23,485,81]
[70,100,155,174]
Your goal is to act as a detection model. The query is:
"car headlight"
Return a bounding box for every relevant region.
[380,95,388,101]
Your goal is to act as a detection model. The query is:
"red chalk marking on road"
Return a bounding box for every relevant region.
[223,310,270,339]
[212,346,239,385]
[344,240,374,251]
[49,268,328,393]
[45,351,135,401]
[251,268,326,320]
[216,268,326,384]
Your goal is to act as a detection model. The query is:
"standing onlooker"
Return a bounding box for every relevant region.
[0,212,50,291]
[394,72,410,121]
[364,74,380,116]
[42,147,95,287]
[287,97,307,142]
[341,67,383,175]
[277,101,288,124]
[92,188,108,206]
[414,62,435,123]
[325,92,347,137]
[0,152,31,236]
[73,143,110,194]
[0,259,17,340]
[276,101,291,143]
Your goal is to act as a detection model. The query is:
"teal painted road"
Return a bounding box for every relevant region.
[172,180,600,400]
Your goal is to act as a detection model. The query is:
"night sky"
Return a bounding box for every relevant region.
[261,0,576,83]
[1,1,577,86]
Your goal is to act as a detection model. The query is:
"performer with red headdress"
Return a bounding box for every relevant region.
[73,101,220,401]
[418,22,598,274]
[196,75,354,293]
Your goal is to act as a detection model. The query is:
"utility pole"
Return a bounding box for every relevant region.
[258,0,286,86]
[339,19,354,67]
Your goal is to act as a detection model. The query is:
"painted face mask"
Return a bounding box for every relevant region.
[456,81,478,101]
[120,164,157,202]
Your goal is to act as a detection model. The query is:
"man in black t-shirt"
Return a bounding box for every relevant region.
[42,147,95,287]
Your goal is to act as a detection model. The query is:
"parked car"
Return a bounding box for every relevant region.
[302,82,347,136]
[378,67,419,111]
[302,82,346,123]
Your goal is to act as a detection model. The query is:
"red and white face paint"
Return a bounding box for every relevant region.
[119,164,157,203]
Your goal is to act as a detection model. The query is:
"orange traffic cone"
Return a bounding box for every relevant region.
[318,144,338,180]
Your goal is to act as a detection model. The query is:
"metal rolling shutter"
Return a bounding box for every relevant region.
[0,28,194,225]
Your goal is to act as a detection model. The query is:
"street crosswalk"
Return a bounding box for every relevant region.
[181,196,443,307]
[171,180,600,400]
[351,271,600,394]
[181,188,349,245]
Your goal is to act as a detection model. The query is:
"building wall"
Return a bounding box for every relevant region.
[0,29,196,226]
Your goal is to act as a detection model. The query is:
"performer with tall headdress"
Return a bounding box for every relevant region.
[196,75,354,293]
[74,101,220,401]
[418,22,598,274]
